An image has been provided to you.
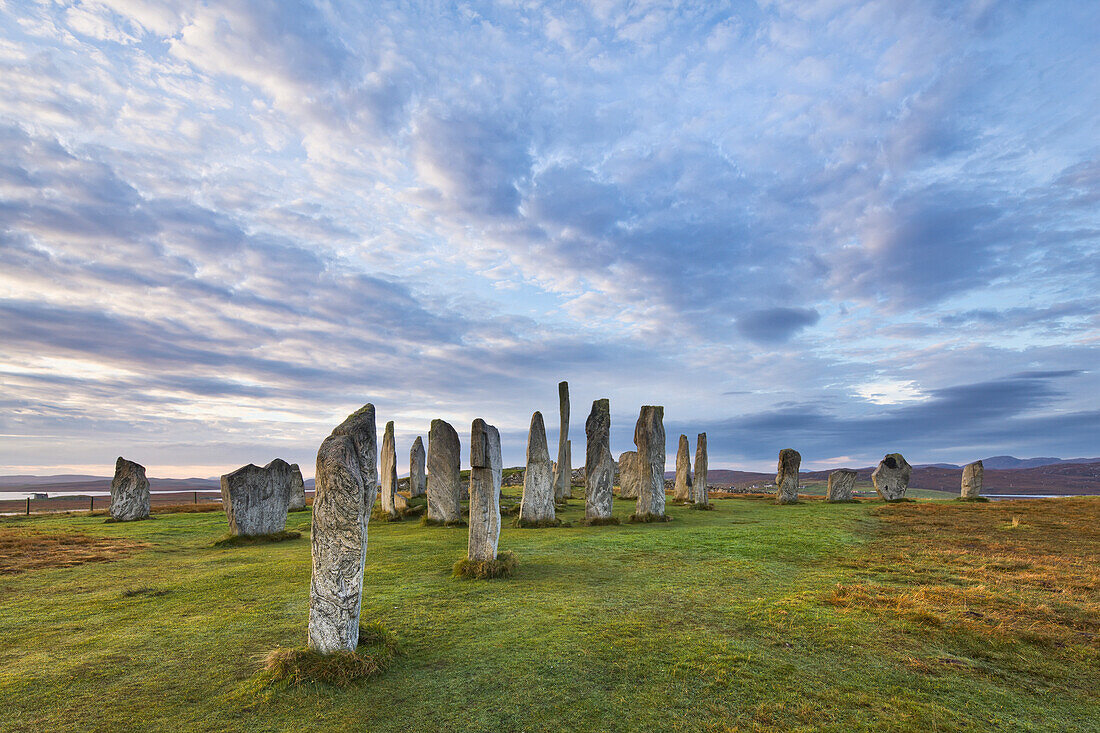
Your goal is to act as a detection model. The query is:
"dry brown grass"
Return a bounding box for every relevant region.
[826,498,1100,649]
[0,528,147,574]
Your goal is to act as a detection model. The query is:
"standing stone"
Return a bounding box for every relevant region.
[552,381,571,501]
[584,399,614,521]
[519,411,556,524]
[308,433,368,653]
[693,433,708,505]
[332,404,379,516]
[468,419,502,561]
[288,463,306,511]
[776,449,801,505]
[872,453,912,501]
[220,458,294,536]
[379,421,399,518]
[673,434,693,502]
[634,406,667,519]
[826,469,857,502]
[409,436,427,498]
[110,456,150,521]
[427,419,462,524]
[618,450,639,499]
[564,440,572,496]
[961,460,983,499]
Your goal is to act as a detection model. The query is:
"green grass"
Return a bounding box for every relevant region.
[0,493,1096,732]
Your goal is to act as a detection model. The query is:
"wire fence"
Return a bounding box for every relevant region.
[0,491,224,516]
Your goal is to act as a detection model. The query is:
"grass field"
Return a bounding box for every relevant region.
[0,491,1096,732]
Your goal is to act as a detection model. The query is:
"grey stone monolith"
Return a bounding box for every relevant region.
[618,450,639,499]
[468,419,502,561]
[584,399,614,521]
[308,432,368,654]
[220,458,294,536]
[872,453,911,501]
[827,469,857,502]
[110,456,150,521]
[552,381,571,501]
[410,436,427,498]
[776,448,801,504]
[379,421,399,518]
[519,411,555,524]
[427,419,462,524]
[332,404,379,514]
[693,433,708,505]
[961,460,983,499]
[673,434,693,502]
[634,405,666,519]
[288,463,306,510]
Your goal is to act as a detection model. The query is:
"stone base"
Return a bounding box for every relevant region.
[420,516,467,528]
[628,513,672,523]
[579,516,621,526]
[688,502,716,511]
[104,515,153,524]
[826,498,862,504]
[453,550,517,580]
[513,517,563,528]
[882,497,917,503]
[213,530,301,548]
[262,622,398,686]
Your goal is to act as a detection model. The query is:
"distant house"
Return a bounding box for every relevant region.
[31,492,48,499]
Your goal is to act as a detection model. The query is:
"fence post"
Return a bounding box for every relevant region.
[194,491,198,504]
[26,497,30,515]
[90,496,94,511]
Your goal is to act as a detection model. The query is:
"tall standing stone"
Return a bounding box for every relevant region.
[552,381,571,501]
[872,453,912,501]
[776,449,801,504]
[673,434,693,503]
[427,419,462,524]
[308,433,368,653]
[332,404,379,517]
[618,450,639,499]
[288,463,306,511]
[826,469,857,502]
[634,406,667,519]
[110,456,150,521]
[519,411,556,525]
[220,458,295,536]
[379,421,399,518]
[961,460,984,499]
[565,440,572,495]
[468,419,502,561]
[409,436,427,498]
[693,433,708,505]
[584,399,614,521]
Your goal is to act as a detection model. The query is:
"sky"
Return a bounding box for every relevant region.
[1,0,1098,478]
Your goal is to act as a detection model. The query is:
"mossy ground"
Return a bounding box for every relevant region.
[1,493,1097,731]
[211,529,301,547]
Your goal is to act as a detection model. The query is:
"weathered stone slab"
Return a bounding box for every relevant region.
[379,421,399,518]
[584,399,614,521]
[288,463,306,510]
[468,419,502,561]
[553,381,571,501]
[308,433,368,654]
[332,404,379,514]
[826,469,857,501]
[618,450,639,499]
[634,405,666,519]
[110,456,150,521]
[961,460,983,499]
[519,411,555,524]
[427,419,462,523]
[776,448,801,504]
[673,434,693,502]
[409,436,427,498]
[693,433,708,505]
[872,453,911,501]
[220,458,294,536]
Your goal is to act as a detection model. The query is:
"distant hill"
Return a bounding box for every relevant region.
[0,475,315,494]
[979,455,1100,469]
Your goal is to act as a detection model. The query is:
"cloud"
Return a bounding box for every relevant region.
[736,308,820,343]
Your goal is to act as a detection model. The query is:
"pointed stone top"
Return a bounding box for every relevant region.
[471,418,493,468]
[412,435,424,449]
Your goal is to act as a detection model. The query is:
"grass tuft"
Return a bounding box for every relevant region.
[628,513,672,523]
[579,516,621,526]
[955,496,990,503]
[261,622,398,687]
[104,515,153,523]
[499,504,521,517]
[688,502,716,511]
[453,550,517,580]
[212,530,301,548]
